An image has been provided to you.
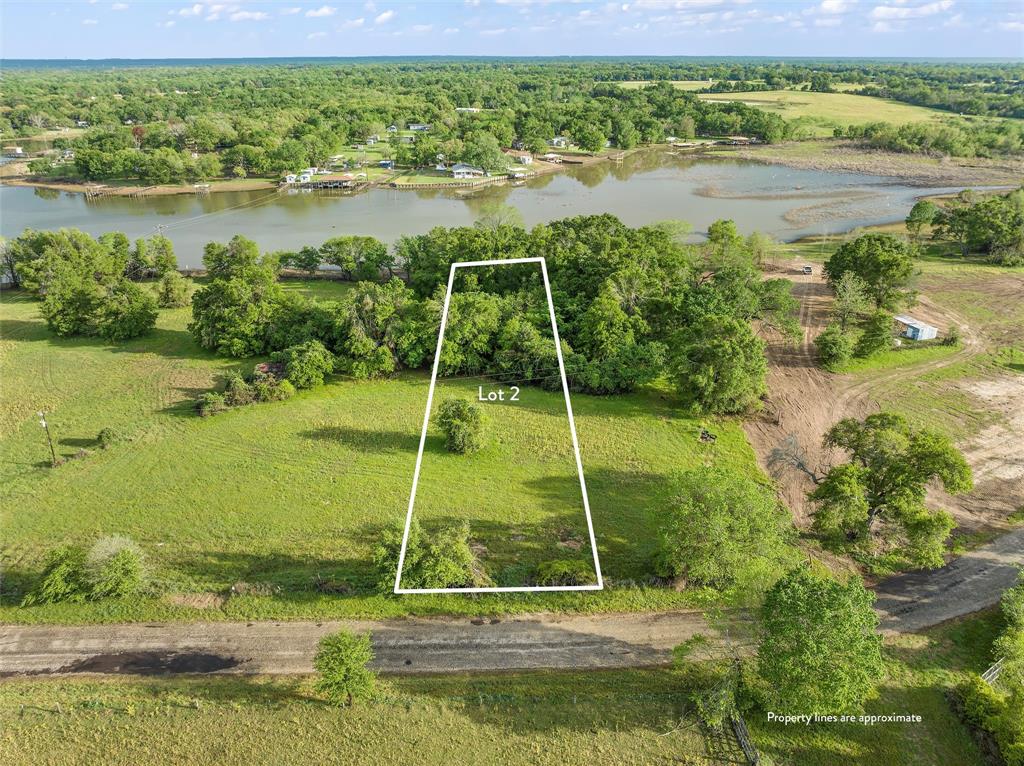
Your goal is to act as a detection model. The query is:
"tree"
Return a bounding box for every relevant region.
[810,412,972,569]
[824,234,916,310]
[669,314,767,414]
[461,131,507,173]
[282,245,321,276]
[156,271,191,308]
[757,567,883,715]
[96,281,158,341]
[854,310,894,358]
[313,630,376,707]
[148,234,177,277]
[188,237,282,357]
[574,124,607,153]
[815,323,854,371]
[905,199,938,242]
[272,339,335,389]
[320,235,391,281]
[830,271,871,331]
[436,397,484,454]
[373,518,489,590]
[655,467,794,593]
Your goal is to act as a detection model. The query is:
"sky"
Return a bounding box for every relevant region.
[1,1,1022,60]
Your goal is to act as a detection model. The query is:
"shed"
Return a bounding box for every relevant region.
[894,315,938,341]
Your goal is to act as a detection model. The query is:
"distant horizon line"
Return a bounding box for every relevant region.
[3,54,1022,64]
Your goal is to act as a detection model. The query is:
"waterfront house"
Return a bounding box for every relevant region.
[284,174,298,184]
[450,163,484,180]
[540,153,562,163]
[409,123,432,132]
[298,172,312,183]
[3,146,25,158]
[386,125,398,133]
[548,137,568,148]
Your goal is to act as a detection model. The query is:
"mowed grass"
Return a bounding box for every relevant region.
[697,90,965,135]
[0,611,996,766]
[1,282,759,622]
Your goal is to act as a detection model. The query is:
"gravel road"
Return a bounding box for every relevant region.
[0,610,735,677]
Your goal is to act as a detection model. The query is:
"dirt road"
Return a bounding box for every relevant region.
[0,611,738,677]
[874,527,1024,633]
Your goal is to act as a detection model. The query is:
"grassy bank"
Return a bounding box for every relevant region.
[1,281,759,623]
[0,611,998,766]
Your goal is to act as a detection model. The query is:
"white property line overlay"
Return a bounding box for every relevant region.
[394,256,604,594]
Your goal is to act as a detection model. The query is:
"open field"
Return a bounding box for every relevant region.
[0,281,760,623]
[697,90,979,137]
[0,610,998,766]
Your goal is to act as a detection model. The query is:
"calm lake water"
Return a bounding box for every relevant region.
[1,151,961,268]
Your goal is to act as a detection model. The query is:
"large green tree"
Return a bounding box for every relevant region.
[811,412,972,570]
[824,233,916,311]
[758,567,884,715]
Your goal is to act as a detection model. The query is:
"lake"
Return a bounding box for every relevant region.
[0,151,962,268]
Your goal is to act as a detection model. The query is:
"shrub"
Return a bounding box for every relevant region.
[156,271,191,308]
[97,427,119,449]
[223,373,255,406]
[21,545,89,606]
[655,467,794,593]
[196,391,228,417]
[815,323,854,371]
[535,559,596,586]
[274,379,296,400]
[85,536,146,599]
[943,325,962,347]
[272,339,335,389]
[374,519,489,590]
[436,397,484,454]
[313,630,376,706]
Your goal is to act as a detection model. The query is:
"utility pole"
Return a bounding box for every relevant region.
[38,411,57,467]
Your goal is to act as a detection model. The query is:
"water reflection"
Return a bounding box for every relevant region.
[1,149,967,268]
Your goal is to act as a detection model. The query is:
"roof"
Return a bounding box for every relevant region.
[894,315,938,331]
[450,163,484,173]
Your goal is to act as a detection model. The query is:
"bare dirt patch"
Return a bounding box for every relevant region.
[164,592,227,610]
[57,651,241,675]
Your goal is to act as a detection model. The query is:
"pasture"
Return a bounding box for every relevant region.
[0,281,759,622]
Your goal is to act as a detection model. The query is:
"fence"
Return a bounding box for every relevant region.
[731,713,761,766]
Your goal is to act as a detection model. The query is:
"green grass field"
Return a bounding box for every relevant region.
[697,90,967,137]
[0,610,997,766]
[1,281,761,622]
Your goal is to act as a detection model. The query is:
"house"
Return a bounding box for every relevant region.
[540,153,562,163]
[507,169,528,180]
[124,119,134,125]
[409,123,432,132]
[3,146,25,157]
[386,125,398,133]
[298,172,312,183]
[379,159,395,169]
[366,136,378,146]
[450,163,484,180]
[302,167,318,175]
[284,174,298,184]
[61,148,75,160]
[548,137,568,148]
[455,107,481,113]
[728,136,756,145]
[435,161,447,171]
[894,315,938,341]
[75,120,90,128]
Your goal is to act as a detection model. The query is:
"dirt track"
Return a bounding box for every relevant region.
[0,611,735,676]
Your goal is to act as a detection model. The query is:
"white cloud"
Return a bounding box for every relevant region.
[818,0,853,13]
[998,20,1024,31]
[410,24,434,32]
[481,27,508,35]
[82,18,98,25]
[230,10,270,21]
[179,4,203,16]
[111,3,129,10]
[160,19,176,27]
[443,26,459,33]
[340,17,365,28]
[308,31,327,39]
[374,9,395,23]
[306,5,337,17]
[871,19,893,31]
[281,7,302,15]
[869,1,953,20]
[814,16,841,26]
